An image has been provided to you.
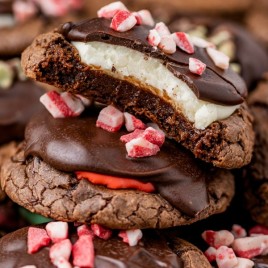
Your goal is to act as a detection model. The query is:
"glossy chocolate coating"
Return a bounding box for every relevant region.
[60,18,246,106]
[0,80,44,144]
[0,226,183,268]
[24,107,214,217]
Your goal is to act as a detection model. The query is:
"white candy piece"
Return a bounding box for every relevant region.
[206,47,230,70]
[46,222,69,243]
[97,1,128,18]
[216,246,238,268]
[232,224,247,238]
[110,10,137,32]
[155,22,171,37]
[148,29,161,47]
[54,257,72,268]
[75,94,92,106]
[158,35,176,54]
[233,258,254,268]
[136,10,154,26]
[49,239,72,265]
[190,36,215,48]
[189,57,206,75]
[202,230,234,248]
[124,112,146,132]
[121,229,143,246]
[19,266,37,268]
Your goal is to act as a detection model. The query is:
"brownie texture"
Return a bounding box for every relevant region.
[1,144,234,229]
[21,32,254,169]
[244,74,268,226]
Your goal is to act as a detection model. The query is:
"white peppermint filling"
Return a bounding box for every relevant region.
[72,41,239,129]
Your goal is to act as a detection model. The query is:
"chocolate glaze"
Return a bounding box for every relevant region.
[0,1,13,15]
[0,80,44,144]
[59,18,247,106]
[0,225,184,268]
[24,107,213,217]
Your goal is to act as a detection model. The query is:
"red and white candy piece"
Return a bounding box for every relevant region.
[233,258,254,268]
[126,137,160,158]
[96,105,124,132]
[120,129,144,143]
[158,35,176,54]
[202,230,234,249]
[40,91,84,118]
[46,221,68,243]
[249,225,268,236]
[49,239,72,266]
[124,112,146,132]
[142,127,165,147]
[13,0,38,22]
[75,94,92,107]
[134,10,154,26]
[147,29,161,47]
[118,229,143,246]
[27,227,51,254]
[232,224,247,238]
[172,32,194,54]
[190,36,215,49]
[155,22,171,37]
[232,236,268,258]
[206,47,230,70]
[204,246,217,262]
[97,1,128,18]
[53,257,72,268]
[72,235,94,268]
[91,224,112,240]
[77,224,94,238]
[189,57,206,75]
[110,10,137,32]
[216,246,238,268]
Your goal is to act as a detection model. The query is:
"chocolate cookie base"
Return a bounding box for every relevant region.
[22,32,254,169]
[1,144,234,229]
[0,224,211,268]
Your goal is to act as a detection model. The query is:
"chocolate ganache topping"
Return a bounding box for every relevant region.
[0,226,183,268]
[0,80,44,144]
[59,18,247,106]
[24,107,214,217]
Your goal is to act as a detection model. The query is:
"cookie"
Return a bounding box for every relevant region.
[169,17,268,89]
[0,0,83,57]
[1,106,235,229]
[21,17,254,169]
[0,223,211,268]
[244,73,268,226]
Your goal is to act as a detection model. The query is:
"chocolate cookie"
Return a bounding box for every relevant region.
[244,73,268,226]
[0,224,211,268]
[21,18,254,169]
[169,18,268,89]
[1,107,235,229]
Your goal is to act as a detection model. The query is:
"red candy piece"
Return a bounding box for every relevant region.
[216,246,238,268]
[204,247,217,262]
[27,227,51,254]
[120,129,144,143]
[97,1,128,18]
[155,22,171,37]
[249,225,268,236]
[147,29,161,47]
[206,47,230,70]
[118,229,143,246]
[158,35,176,54]
[142,127,165,147]
[72,235,94,268]
[110,10,137,32]
[172,32,194,54]
[46,221,68,243]
[232,224,247,238]
[49,239,72,265]
[77,224,94,238]
[124,112,146,132]
[202,230,234,249]
[126,137,160,158]
[96,105,124,132]
[91,224,112,240]
[189,57,206,75]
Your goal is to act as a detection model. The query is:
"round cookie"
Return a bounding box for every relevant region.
[0,224,211,268]
[1,107,235,229]
[244,73,268,226]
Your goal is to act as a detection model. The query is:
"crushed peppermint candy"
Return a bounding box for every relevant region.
[110,10,137,32]
[189,58,206,75]
[97,1,128,18]
[172,32,195,54]
[216,246,238,268]
[134,10,154,26]
[158,35,176,54]
[147,29,161,47]
[206,47,230,70]
[118,229,143,246]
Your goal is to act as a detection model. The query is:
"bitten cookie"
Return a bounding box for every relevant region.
[1,107,235,229]
[21,17,254,169]
[0,223,211,268]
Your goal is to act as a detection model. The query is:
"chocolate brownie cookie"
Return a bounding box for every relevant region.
[21,17,254,169]
[1,106,235,229]
[0,224,211,268]
[244,73,268,226]
[169,18,268,89]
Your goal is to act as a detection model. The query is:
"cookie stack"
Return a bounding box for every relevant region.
[0,1,268,268]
